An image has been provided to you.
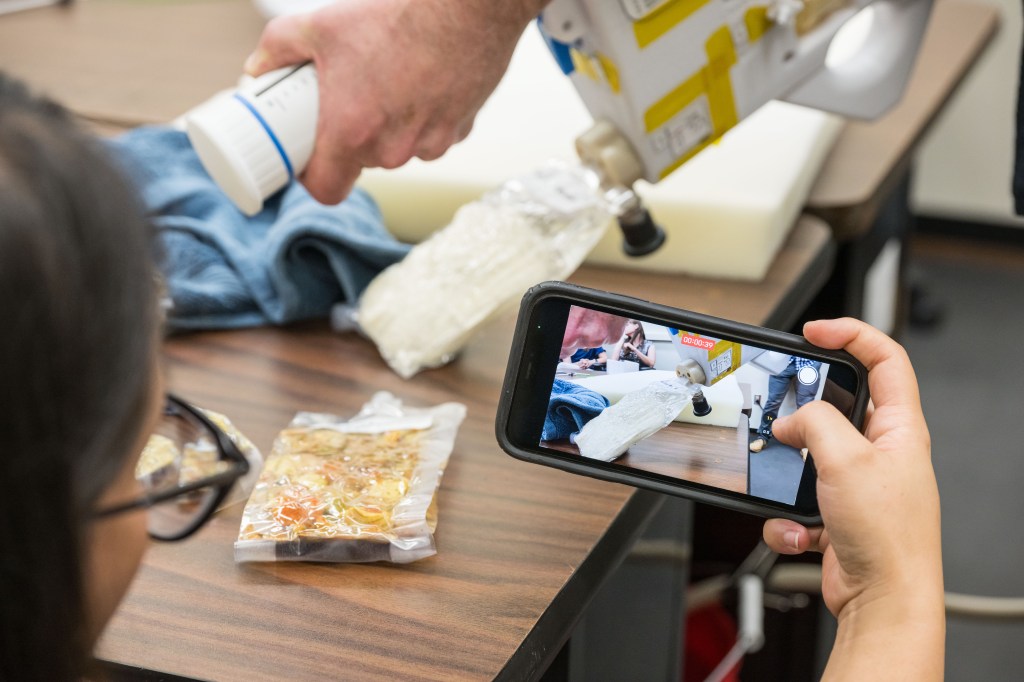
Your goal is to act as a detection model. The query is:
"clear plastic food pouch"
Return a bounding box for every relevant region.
[234,392,466,563]
[336,162,613,379]
[575,379,698,462]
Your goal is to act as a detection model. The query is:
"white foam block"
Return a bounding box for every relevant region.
[571,371,744,428]
[358,27,843,280]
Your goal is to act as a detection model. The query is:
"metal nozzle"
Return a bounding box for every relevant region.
[618,204,666,257]
[691,390,713,417]
[606,189,665,257]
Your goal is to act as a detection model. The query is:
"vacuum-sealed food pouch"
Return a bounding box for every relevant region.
[234,392,466,563]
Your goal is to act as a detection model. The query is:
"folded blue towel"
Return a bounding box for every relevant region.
[107,126,409,331]
[542,379,610,442]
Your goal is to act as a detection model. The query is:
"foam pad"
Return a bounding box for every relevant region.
[358,28,842,279]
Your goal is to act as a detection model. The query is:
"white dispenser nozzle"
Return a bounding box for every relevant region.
[185,63,319,215]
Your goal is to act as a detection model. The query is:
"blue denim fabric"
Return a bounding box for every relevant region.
[106,126,409,331]
[543,378,610,442]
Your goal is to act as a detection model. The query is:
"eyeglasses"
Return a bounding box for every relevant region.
[94,395,250,541]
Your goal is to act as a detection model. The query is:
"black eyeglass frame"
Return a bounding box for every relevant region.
[93,394,250,542]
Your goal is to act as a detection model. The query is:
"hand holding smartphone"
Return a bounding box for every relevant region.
[495,282,870,524]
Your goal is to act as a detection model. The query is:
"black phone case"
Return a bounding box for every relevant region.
[495,281,871,525]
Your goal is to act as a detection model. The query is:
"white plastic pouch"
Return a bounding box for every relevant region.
[575,379,698,462]
[336,162,613,378]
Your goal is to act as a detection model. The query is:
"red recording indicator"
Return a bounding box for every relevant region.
[678,334,716,351]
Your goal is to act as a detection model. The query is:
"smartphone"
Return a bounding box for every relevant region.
[495,282,869,524]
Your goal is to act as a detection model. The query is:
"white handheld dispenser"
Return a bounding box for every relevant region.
[185,64,319,215]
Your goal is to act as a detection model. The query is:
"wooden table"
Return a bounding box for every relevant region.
[543,420,750,495]
[0,0,266,127]
[91,217,832,681]
[621,421,750,495]
[100,322,657,682]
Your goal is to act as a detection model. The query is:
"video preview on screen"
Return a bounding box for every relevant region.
[540,305,836,505]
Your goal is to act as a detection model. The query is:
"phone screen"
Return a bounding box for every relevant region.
[533,303,858,508]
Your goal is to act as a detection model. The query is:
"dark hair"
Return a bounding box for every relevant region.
[0,73,159,679]
[624,319,646,346]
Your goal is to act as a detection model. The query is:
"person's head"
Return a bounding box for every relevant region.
[624,319,645,344]
[0,73,161,678]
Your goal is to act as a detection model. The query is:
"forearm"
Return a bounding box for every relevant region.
[499,0,552,24]
[824,588,945,681]
[415,0,551,90]
[454,0,552,35]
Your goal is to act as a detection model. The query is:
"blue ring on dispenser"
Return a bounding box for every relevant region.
[232,93,294,179]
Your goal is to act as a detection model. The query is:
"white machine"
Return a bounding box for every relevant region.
[186,0,931,252]
[674,334,767,387]
[672,332,773,418]
[538,0,932,253]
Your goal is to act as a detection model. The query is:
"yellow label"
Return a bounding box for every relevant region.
[644,69,706,133]
[704,26,739,139]
[570,48,599,82]
[633,0,713,48]
[596,53,621,94]
[571,49,621,94]
[744,6,772,43]
[647,26,740,179]
[707,340,742,385]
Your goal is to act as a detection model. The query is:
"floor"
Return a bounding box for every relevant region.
[748,438,805,505]
[902,234,1024,681]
